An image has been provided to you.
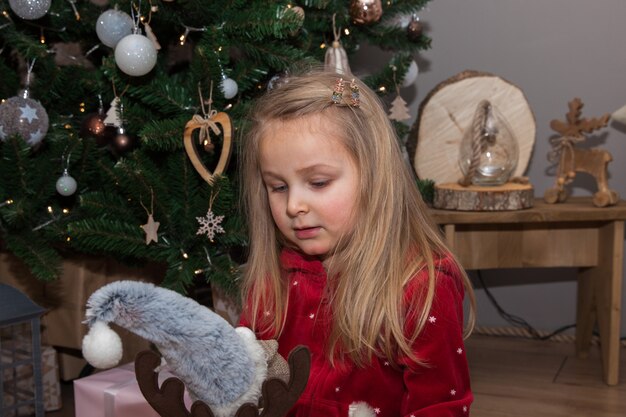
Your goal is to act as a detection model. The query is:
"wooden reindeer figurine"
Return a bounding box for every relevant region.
[544,98,617,207]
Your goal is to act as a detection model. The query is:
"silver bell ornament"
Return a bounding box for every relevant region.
[56,169,78,196]
[0,91,49,147]
[96,9,134,48]
[325,40,350,75]
[324,15,351,75]
[8,0,51,20]
[114,33,158,76]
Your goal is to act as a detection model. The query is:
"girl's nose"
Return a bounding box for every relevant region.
[286,192,308,217]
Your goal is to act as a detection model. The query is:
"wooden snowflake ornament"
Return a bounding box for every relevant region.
[196,208,225,242]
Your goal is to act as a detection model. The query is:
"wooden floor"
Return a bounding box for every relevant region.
[466,335,626,417]
[46,334,626,417]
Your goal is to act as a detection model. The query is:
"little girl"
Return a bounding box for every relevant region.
[239,69,475,417]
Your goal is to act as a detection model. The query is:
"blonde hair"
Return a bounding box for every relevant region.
[240,68,475,366]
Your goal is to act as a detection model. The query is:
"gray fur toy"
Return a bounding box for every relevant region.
[82,280,267,417]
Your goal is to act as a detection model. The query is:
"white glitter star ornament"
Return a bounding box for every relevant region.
[0,95,49,147]
[0,60,49,147]
[196,208,225,241]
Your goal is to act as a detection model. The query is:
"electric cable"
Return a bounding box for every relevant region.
[475,270,626,344]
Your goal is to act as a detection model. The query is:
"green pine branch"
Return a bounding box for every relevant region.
[140,117,190,152]
[67,218,161,259]
[4,233,62,281]
[0,0,435,290]
[128,73,196,117]
[78,192,136,219]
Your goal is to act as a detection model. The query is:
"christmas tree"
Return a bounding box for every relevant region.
[0,0,431,294]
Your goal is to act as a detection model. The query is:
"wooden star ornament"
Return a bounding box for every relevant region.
[141,214,160,245]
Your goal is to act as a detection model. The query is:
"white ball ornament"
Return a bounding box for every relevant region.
[220,77,238,99]
[8,0,51,20]
[0,95,49,147]
[114,34,157,76]
[96,9,134,48]
[56,170,78,196]
[401,60,419,88]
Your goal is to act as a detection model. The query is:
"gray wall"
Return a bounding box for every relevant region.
[356,0,626,335]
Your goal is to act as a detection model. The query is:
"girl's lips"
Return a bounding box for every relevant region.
[294,226,320,239]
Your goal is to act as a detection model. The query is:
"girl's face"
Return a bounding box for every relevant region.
[259,115,359,265]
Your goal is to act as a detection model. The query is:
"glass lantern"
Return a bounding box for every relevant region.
[458,100,519,186]
[1,284,46,417]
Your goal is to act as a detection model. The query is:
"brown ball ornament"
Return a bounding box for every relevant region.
[290,5,305,20]
[287,5,305,35]
[111,127,136,153]
[407,16,423,41]
[350,0,383,25]
[80,112,108,145]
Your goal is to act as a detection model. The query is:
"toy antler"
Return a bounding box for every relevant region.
[549,97,610,138]
[135,346,311,417]
[135,350,216,417]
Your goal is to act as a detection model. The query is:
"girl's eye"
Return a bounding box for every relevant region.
[270,184,287,193]
[311,180,329,188]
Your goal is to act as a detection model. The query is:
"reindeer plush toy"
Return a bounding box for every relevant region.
[82,280,310,417]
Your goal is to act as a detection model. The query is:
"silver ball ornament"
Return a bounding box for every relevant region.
[401,60,419,88]
[8,0,51,20]
[0,96,49,147]
[96,9,134,48]
[220,77,238,99]
[114,34,158,76]
[56,170,78,196]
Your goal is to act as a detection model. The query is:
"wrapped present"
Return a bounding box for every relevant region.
[74,361,191,417]
[1,344,62,415]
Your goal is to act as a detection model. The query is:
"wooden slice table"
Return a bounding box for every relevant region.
[428,197,626,385]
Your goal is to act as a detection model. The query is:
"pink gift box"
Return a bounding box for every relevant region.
[74,362,191,417]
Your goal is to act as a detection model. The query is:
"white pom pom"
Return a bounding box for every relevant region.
[349,402,377,417]
[82,321,123,369]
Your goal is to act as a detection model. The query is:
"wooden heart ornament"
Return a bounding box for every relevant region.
[183,111,233,185]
